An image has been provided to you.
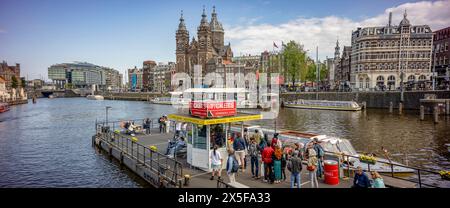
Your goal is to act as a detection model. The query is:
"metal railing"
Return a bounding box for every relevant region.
[96,117,178,135]
[325,151,444,188]
[217,179,233,188]
[95,121,184,187]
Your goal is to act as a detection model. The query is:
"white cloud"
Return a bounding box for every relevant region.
[225,0,450,60]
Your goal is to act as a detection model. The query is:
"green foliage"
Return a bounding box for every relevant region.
[305,62,328,82]
[20,77,26,88]
[281,41,307,85]
[11,76,18,89]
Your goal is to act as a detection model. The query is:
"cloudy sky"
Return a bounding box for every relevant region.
[0,0,449,80]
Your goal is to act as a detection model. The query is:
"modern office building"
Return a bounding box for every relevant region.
[350,11,433,91]
[48,62,122,90]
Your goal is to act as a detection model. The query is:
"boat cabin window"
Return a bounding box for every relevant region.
[210,124,226,149]
[193,124,207,149]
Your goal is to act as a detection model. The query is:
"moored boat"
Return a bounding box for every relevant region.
[0,102,10,113]
[284,99,362,111]
[86,95,104,100]
[230,125,413,174]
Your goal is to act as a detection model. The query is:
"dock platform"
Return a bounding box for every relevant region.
[93,127,417,188]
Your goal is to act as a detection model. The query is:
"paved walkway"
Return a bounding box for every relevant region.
[119,129,354,188]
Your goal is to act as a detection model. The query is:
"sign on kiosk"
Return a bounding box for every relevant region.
[189,101,237,118]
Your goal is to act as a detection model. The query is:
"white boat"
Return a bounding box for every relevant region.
[151,97,172,105]
[284,99,362,111]
[230,125,414,174]
[86,95,104,100]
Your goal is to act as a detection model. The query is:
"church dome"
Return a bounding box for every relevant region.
[399,10,410,26]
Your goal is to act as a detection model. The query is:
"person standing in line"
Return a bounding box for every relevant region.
[307,145,319,188]
[262,141,274,183]
[248,138,260,179]
[233,132,247,172]
[258,135,267,180]
[287,150,303,188]
[210,145,223,181]
[273,146,283,184]
[312,138,325,179]
[226,149,238,184]
[281,149,288,181]
[253,129,261,145]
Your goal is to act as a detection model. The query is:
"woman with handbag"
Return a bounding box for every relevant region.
[306,145,319,188]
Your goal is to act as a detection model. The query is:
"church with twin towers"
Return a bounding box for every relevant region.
[175,6,234,77]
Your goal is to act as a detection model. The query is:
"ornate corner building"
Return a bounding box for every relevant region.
[350,11,433,91]
[175,7,233,78]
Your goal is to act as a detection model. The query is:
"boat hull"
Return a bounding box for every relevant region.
[285,104,362,111]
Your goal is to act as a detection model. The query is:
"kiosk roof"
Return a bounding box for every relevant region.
[168,113,262,125]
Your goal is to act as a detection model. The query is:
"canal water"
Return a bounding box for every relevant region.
[0,98,448,187]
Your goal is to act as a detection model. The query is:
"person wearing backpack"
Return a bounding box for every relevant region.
[226,149,239,184]
[313,138,325,178]
[287,150,303,188]
[306,145,319,188]
[248,138,260,179]
[233,133,246,172]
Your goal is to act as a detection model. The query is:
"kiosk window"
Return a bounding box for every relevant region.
[193,124,207,149]
[210,124,225,149]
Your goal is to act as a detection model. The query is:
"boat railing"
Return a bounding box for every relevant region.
[95,120,184,188]
[324,150,443,188]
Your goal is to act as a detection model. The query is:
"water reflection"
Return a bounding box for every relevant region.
[0,98,448,187]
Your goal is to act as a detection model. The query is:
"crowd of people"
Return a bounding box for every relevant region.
[212,128,386,188]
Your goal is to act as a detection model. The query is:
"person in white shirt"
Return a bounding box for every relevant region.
[210,145,223,180]
[175,122,182,137]
[182,123,188,138]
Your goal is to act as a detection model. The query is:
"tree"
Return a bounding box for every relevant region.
[11,76,18,89]
[281,41,307,86]
[20,77,26,88]
[305,63,317,82]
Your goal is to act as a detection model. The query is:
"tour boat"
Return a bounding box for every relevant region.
[284,99,362,111]
[86,95,104,100]
[230,125,414,174]
[0,102,9,113]
[150,97,173,105]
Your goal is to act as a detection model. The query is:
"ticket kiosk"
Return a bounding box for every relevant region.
[168,100,262,171]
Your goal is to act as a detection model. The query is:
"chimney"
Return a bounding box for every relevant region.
[388,12,392,27]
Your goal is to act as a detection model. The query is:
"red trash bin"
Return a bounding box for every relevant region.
[324,160,339,185]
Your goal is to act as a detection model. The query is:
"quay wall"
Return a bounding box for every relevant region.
[281,90,450,110]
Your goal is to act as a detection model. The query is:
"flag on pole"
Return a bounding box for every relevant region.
[273,42,278,48]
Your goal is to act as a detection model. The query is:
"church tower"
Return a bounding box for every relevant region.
[176,11,189,73]
[210,6,224,49]
[197,6,213,70]
[334,39,341,60]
